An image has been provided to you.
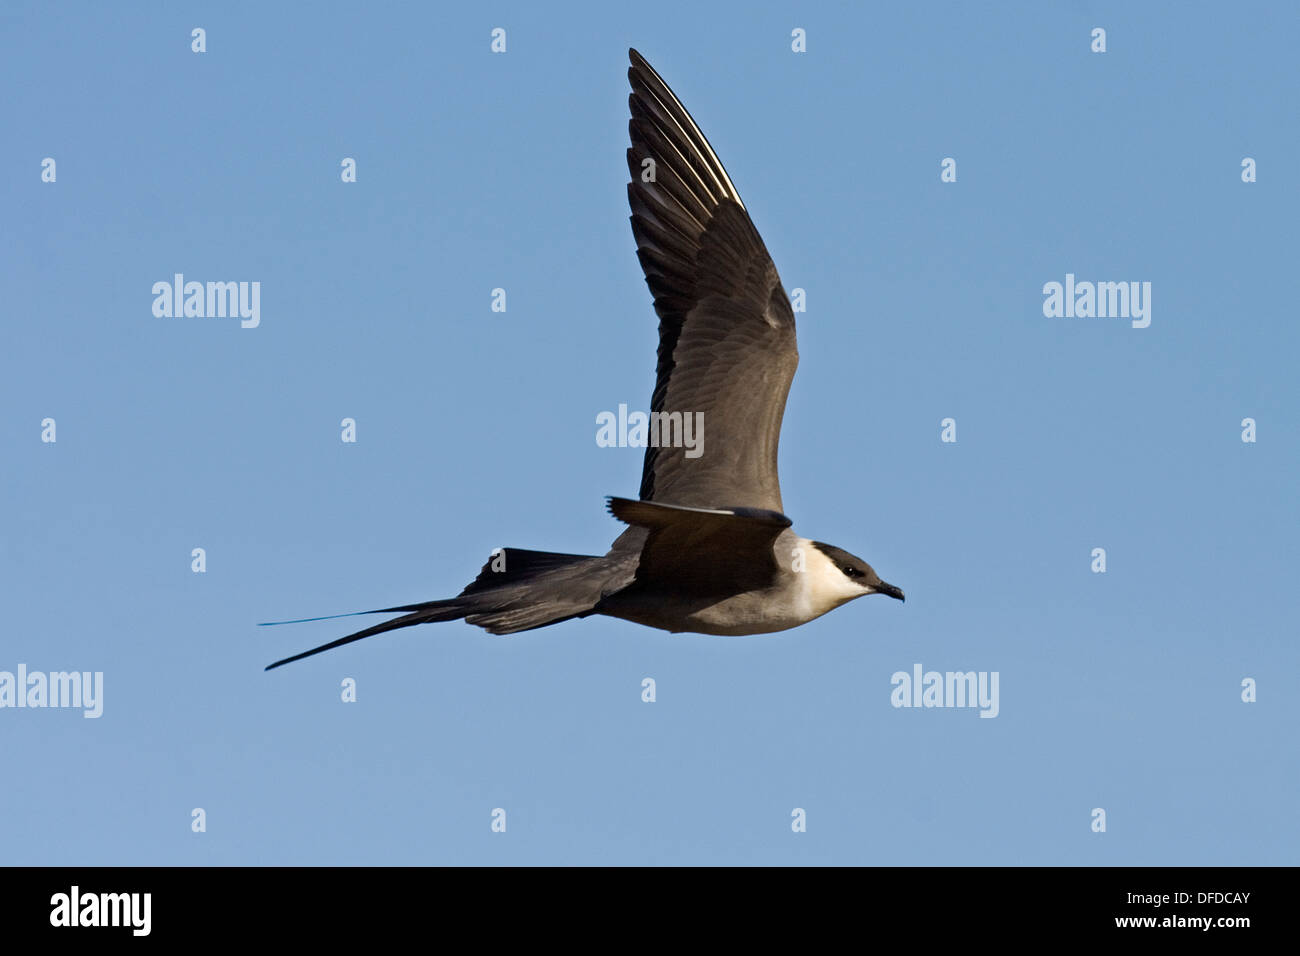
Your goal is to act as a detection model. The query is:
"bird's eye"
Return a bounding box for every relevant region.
[843,566,862,578]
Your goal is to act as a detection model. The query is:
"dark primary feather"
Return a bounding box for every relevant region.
[626,48,799,514]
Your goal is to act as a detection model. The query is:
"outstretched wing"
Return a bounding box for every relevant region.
[627,48,798,513]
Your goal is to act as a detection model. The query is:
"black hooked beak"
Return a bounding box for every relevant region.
[876,580,905,602]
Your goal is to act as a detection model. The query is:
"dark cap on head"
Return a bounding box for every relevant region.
[811,541,904,601]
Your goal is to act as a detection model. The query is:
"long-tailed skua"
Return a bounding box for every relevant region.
[264,49,903,671]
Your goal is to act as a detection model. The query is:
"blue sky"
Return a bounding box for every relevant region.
[2,1,1296,865]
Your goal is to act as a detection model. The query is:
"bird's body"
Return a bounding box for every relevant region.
[598,532,873,636]
[265,49,903,671]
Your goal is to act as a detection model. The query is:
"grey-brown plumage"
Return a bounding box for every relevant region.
[263,49,901,671]
[626,48,798,512]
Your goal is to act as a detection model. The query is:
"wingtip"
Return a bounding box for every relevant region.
[628,48,655,77]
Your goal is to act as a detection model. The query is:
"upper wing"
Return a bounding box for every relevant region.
[607,496,792,594]
[626,48,798,513]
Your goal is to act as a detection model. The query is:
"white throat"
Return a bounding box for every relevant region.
[797,537,871,618]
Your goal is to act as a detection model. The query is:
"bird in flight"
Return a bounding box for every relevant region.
[264,49,903,670]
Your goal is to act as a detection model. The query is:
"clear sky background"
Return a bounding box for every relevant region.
[2,1,1296,865]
